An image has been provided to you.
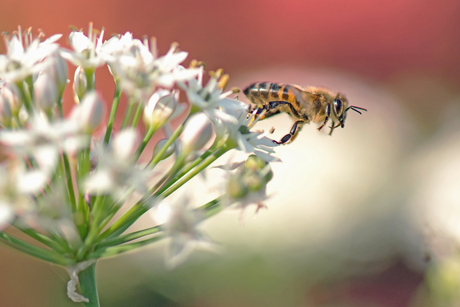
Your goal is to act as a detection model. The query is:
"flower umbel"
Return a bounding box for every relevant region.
[0,23,280,306]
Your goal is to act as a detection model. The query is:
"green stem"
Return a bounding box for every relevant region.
[120,99,135,129]
[78,262,100,307]
[96,225,160,250]
[104,82,122,145]
[0,231,74,265]
[148,123,184,167]
[135,125,157,161]
[131,102,143,127]
[62,154,78,214]
[98,204,144,241]
[56,92,64,118]
[89,197,223,259]
[84,69,95,92]
[99,147,229,241]
[158,145,230,197]
[76,146,91,239]
[14,226,70,254]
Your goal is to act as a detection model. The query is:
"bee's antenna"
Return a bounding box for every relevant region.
[346,106,367,115]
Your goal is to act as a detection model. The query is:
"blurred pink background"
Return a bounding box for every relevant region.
[1,0,459,306]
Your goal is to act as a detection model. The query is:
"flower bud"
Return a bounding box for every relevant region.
[244,154,267,172]
[34,73,58,111]
[227,176,249,199]
[49,51,69,96]
[113,128,140,161]
[71,91,105,134]
[0,94,12,128]
[73,66,95,103]
[180,113,214,155]
[143,90,178,129]
[152,138,176,161]
[1,82,22,116]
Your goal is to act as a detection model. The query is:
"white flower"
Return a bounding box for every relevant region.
[100,32,134,57]
[107,39,199,102]
[153,193,216,268]
[60,23,108,70]
[217,106,280,162]
[178,68,245,125]
[0,27,61,82]
[0,112,88,177]
[83,129,153,202]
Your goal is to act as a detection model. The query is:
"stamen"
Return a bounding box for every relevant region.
[189,59,198,69]
[17,26,23,47]
[215,68,223,79]
[217,74,229,90]
[231,87,240,94]
[149,36,157,58]
[88,22,93,42]
[197,61,206,69]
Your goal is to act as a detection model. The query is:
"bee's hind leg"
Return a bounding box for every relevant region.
[274,120,303,144]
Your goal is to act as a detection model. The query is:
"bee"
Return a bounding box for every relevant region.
[243,82,367,144]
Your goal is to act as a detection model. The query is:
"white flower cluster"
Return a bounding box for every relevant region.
[0,24,280,301]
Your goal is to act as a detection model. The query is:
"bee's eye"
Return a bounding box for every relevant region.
[333,99,343,115]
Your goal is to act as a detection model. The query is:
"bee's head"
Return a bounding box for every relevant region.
[332,93,348,128]
[327,93,366,135]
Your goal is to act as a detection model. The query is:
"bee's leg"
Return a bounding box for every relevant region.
[328,122,341,135]
[328,121,336,135]
[274,120,303,144]
[317,116,329,131]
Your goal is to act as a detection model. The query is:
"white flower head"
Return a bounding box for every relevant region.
[108,39,199,102]
[178,68,245,125]
[216,106,280,162]
[152,192,217,269]
[219,154,273,223]
[83,130,152,202]
[60,23,107,70]
[0,112,88,177]
[0,26,61,82]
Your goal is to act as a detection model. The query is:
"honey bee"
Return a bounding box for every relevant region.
[243,82,367,144]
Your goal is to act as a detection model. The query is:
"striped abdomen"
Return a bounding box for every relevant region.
[243,82,302,106]
[243,82,308,120]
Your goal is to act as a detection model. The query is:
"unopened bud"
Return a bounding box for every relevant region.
[71,91,105,134]
[244,154,266,172]
[50,51,69,96]
[1,83,22,116]
[34,73,58,111]
[180,113,214,154]
[0,94,12,128]
[143,90,178,129]
[227,176,249,199]
[73,66,95,103]
[152,138,176,161]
